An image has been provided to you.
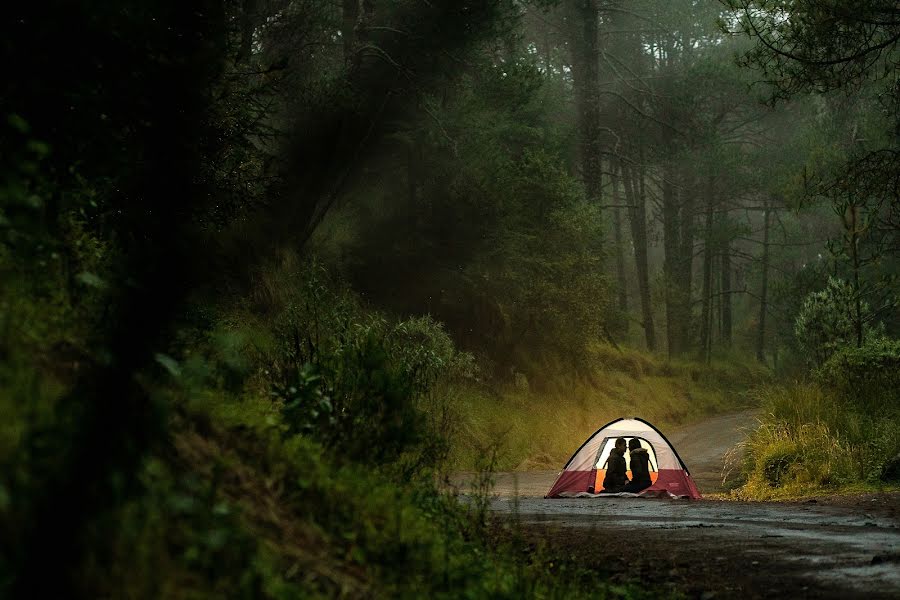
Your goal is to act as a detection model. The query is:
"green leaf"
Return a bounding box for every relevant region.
[205,528,229,550]
[155,353,182,377]
[26,139,50,159]
[7,113,29,134]
[76,271,107,289]
[169,493,196,514]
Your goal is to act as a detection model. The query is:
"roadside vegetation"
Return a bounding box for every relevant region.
[736,386,900,500]
[733,300,900,499]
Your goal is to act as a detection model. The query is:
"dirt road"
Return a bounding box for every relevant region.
[666,409,759,492]
[454,411,900,599]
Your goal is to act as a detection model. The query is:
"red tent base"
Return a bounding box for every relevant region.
[546,468,701,499]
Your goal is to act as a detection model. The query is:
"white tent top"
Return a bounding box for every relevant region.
[561,417,690,473]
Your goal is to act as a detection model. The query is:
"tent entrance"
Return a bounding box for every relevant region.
[592,436,660,492]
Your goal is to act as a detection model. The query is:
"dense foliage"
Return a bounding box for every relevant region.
[723,0,900,499]
[2,0,898,595]
[794,277,878,367]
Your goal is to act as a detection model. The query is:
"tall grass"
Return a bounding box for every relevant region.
[735,382,900,499]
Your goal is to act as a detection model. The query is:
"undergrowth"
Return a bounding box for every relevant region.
[1,255,667,598]
[732,375,900,500]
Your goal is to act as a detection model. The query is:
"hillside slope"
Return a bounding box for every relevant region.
[452,346,769,470]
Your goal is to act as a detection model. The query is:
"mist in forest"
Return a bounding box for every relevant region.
[1,1,898,597]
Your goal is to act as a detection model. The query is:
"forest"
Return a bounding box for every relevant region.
[1,0,898,597]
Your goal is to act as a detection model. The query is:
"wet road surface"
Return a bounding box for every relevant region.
[487,495,900,599]
[453,411,900,598]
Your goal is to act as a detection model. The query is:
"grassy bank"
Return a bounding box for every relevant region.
[732,379,900,500]
[452,346,768,471]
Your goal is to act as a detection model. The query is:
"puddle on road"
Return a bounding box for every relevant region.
[816,563,900,592]
[486,497,899,529]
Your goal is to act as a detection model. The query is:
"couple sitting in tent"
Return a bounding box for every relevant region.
[600,437,652,494]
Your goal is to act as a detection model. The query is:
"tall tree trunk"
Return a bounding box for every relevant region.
[661,161,680,357]
[568,0,602,204]
[699,179,714,362]
[756,198,771,363]
[721,240,732,347]
[544,25,552,77]
[235,0,258,64]
[845,199,864,347]
[407,139,419,229]
[676,179,695,354]
[713,252,721,347]
[611,161,628,321]
[622,159,656,351]
[343,0,375,69]
[342,0,359,61]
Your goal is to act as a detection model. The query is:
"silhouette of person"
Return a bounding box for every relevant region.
[600,437,629,493]
[622,437,652,493]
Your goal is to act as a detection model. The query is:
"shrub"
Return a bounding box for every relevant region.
[741,415,854,498]
[815,337,900,411]
[794,277,877,367]
[271,270,470,466]
[274,334,425,466]
[737,383,900,498]
[183,260,478,479]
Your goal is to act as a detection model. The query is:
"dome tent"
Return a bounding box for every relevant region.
[545,417,701,499]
